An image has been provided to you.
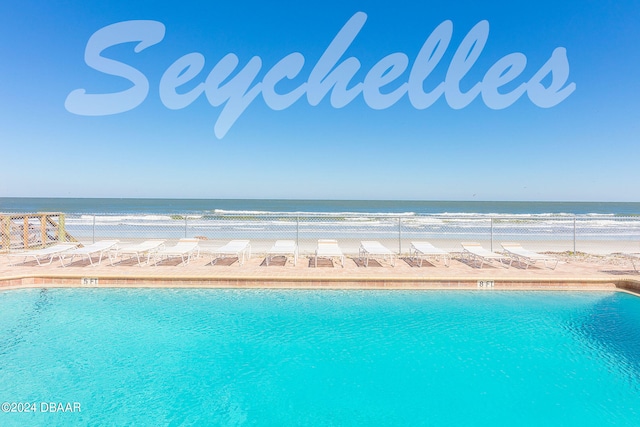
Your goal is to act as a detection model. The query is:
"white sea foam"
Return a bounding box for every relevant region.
[77,214,175,222]
[212,209,417,217]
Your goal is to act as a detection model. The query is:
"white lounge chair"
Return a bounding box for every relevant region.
[8,243,79,266]
[619,252,640,272]
[59,240,119,267]
[154,238,199,266]
[409,241,450,267]
[315,239,344,268]
[460,242,509,268]
[500,242,558,269]
[209,240,251,266]
[266,240,298,266]
[112,240,165,266]
[358,241,395,267]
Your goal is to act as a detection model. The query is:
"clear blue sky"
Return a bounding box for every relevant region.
[1,0,639,201]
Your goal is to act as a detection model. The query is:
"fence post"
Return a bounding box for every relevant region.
[185,216,188,238]
[39,214,47,248]
[490,217,494,252]
[92,215,96,243]
[1,215,10,252]
[23,216,29,249]
[296,216,299,250]
[573,216,576,254]
[398,217,402,254]
[58,214,67,243]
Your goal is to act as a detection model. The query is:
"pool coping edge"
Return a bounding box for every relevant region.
[1,274,639,296]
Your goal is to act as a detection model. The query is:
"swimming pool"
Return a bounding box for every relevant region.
[0,289,639,426]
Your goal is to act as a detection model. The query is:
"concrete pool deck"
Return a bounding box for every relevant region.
[2,251,640,295]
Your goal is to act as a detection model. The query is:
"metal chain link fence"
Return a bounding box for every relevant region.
[5,212,638,256]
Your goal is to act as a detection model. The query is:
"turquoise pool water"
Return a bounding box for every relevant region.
[0,289,639,426]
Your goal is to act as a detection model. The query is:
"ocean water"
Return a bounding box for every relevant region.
[0,289,639,426]
[3,198,640,252]
[2,197,640,216]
